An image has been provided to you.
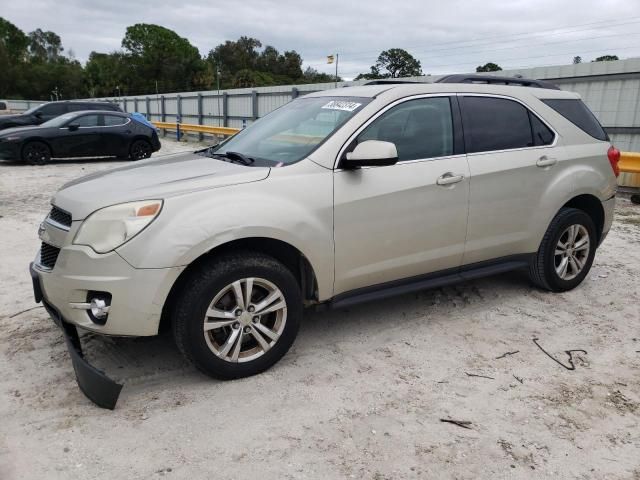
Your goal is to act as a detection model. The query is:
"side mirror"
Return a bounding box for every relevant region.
[68,124,79,132]
[343,140,398,168]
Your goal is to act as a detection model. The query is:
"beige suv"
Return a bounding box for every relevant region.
[30,76,619,408]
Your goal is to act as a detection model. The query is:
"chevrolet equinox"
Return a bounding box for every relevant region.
[29,76,619,408]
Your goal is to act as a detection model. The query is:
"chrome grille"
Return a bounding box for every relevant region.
[48,206,72,228]
[40,243,61,269]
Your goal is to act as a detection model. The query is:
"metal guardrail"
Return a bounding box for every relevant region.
[620,152,640,174]
[153,121,240,139]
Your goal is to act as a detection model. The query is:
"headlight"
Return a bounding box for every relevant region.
[3,136,22,141]
[73,200,163,253]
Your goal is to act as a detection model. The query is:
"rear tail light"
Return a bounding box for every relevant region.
[608,145,620,177]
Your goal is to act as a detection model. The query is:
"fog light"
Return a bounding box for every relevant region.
[87,292,111,325]
[90,298,109,319]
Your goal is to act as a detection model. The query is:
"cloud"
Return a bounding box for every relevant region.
[3,0,640,78]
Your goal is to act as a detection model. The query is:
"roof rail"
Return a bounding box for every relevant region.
[435,74,560,90]
[363,79,423,85]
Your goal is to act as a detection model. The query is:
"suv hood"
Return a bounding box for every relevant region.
[53,152,271,220]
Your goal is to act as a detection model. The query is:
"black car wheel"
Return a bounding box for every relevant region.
[22,141,51,165]
[129,139,152,160]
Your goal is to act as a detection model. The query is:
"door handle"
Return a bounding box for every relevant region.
[536,155,557,167]
[437,172,464,186]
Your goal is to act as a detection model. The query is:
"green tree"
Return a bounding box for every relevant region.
[593,55,619,62]
[356,48,422,80]
[28,28,63,62]
[0,17,29,61]
[573,56,582,64]
[122,23,205,94]
[85,51,129,97]
[476,62,502,72]
[302,67,340,83]
[207,38,305,88]
[208,36,262,86]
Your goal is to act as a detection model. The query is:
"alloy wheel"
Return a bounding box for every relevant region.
[554,224,590,281]
[24,143,50,164]
[131,141,151,160]
[203,277,287,363]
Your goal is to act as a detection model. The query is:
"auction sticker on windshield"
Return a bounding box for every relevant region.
[321,101,362,112]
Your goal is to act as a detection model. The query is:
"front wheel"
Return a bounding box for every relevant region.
[22,141,51,165]
[172,252,302,379]
[529,208,597,292]
[129,139,152,160]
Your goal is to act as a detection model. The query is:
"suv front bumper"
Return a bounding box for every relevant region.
[30,244,184,408]
[32,244,183,336]
[31,262,122,409]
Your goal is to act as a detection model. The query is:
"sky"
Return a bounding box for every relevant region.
[3,0,640,79]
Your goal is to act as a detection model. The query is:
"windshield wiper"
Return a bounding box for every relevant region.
[208,150,255,166]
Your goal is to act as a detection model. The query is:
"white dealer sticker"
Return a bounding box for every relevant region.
[321,101,362,112]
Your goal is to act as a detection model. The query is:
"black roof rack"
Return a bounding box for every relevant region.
[363,79,423,85]
[435,74,560,90]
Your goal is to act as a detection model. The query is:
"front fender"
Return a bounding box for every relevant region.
[117,162,335,300]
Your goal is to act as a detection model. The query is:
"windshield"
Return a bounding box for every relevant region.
[209,96,370,165]
[40,113,76,128]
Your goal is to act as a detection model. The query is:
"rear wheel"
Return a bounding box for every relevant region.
[129,139,152,160]
[529,208,597,292]
[22,141,51,165]
[172,252,302,379]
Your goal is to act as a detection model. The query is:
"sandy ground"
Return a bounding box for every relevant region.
[1,139,639,479]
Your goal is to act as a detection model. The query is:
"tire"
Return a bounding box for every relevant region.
[22,141,51,165]
[129,139,152,160]
[172,252,302,380]
[529,208,597,292]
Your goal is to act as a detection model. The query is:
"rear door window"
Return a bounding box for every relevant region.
[541,98,608,141]
[104,115,128,126]
[461,96,534,153]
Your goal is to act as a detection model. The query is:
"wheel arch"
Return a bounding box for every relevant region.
[561,194,604,242]
[159,237,319,333]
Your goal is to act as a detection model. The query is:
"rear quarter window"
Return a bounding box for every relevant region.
[542,99,608,141]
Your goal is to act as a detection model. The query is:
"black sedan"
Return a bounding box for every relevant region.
[0,111,161,165]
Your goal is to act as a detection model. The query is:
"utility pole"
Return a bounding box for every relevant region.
[335,53,339,88]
